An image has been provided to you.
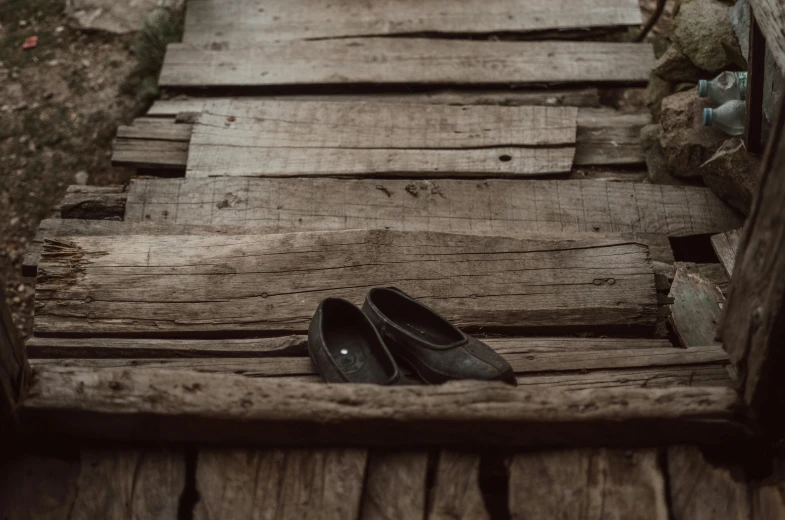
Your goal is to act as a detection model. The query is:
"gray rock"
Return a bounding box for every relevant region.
[653,44,703,83]
[66,0,183,34]
[641,124,690,185]
[646,73,674,122]
[699,138,760,214]
[658,88,727,178]
[764,48,784,126]
[730,0,750,62]
[74,171,89,185]
[672,0,744,73]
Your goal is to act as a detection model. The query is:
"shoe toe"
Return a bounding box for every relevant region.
[461,338,517,385]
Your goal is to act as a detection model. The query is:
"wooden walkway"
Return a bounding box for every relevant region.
[7,0,783,518]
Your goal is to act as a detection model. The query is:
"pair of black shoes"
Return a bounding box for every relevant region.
[308,287,516,386]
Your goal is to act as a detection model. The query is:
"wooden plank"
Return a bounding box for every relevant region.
[33,230,658,336]
[361,451,428,520]
[508,448,669,519]
[744,14,766,155]
[428,451,489,520]
[183,0,642,44]
[116,119,192,143]
[719,89,785,431]
[712,229,743,277]
[0,287,28,438]
[26,335,669,358]
[126,178,741,238]
[668,265,725,348]
[159,40,654,88]
[111,138,188,169]
[59,185,127,220]
[21,368,750,446]
[186,100,577,178]
[0,448,184,519]
[574,109,649,166]
[667,445,751,520]
[515,365,734,390]
[26,345,729,376]
[146,89,603,116]
[749,0,785,71]
[193,448,367,520]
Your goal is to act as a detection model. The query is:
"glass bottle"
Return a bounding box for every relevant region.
[703,100,746,136]
[698,71,748,103]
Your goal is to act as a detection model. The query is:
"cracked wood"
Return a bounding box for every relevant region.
[33,229,658,336]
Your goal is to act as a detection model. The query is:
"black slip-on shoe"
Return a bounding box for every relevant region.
[361,287,517,386]
[308,297,409,385]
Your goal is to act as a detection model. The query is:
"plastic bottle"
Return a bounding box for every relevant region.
[698,71,748,103]
[703,100,746,136]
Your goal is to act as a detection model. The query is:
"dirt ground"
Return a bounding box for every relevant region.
[0,0,144,338]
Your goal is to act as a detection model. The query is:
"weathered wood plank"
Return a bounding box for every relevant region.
[116,119,192,143]
[193,448,367,520]
[668,265,725,348]
[711,228,743,277]
[34,230,657,336]
[146,89,603,116]
[428,451,489,520]
[159,40,654,88]
[21,368,750,446]
[0,287,28,438]
[515,365,734,390]
[0,448,185,519]
[574,109,649,166]
[59,185,127,220]
[667,445,751,520]
[186,100,576,178]
[361,451,428,520]
[111,139,188,169]
[508,448,669,519]
[26,345,729,376]
[183,0,641,45]
[126,178,741,238]
[25,335,669,358]
[749,0,785,71]
[719,90,785,431]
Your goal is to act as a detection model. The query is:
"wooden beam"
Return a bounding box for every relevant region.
[0,287,29,441]
[428,452,490,520]
[668,265,725,348]
[720,89,785,432]
[711,229,743,277]
[749,0,785,71]
[159,40,654,88]
[744,13,766,156]
[21,367,751,446]
[59,185,127,220]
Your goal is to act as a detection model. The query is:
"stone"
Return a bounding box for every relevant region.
[653,44,704,83]
[699,138,760,214]
[74,171,89,185]
[647,73,674,122]
[641,124,689,185]
[764,48,784,126]
[66,0,183,34]
[730,0,750,62]
[672,0,745,73]
[658,88,727,178]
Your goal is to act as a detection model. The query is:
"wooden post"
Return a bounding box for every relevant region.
[0,287,29,441]
[744,13,766,156]
[720,87,785,433]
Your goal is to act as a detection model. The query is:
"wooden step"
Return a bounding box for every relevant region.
[33,229,657,336]
[182,0,642,45]
[186,100,577,178]
[159,39,654,88]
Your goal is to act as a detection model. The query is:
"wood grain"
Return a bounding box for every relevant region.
[116,118,192,143]
[749,0,785,71]
[428,451,489,520]
[361,451,428,520]
[111,139,188,169]
[186,100,576,178]
[183,0,642,44]
[126,178,741,239]
[668,265,724,348]
[21,367,750,446]
[159,40,654,88]
[711,228,743,277]
[0,287,28,437]
[575,109,649,166]
[667,445,751,520]
[508,448,669,519]
[193,448,367,520]
[33,230,658,336]
[0,449,185,520]
[59,185,127,220]
[719,89,785,431]
[146,89,603,116]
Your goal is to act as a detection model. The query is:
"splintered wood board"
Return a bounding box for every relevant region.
[33,229,657,336]
[183,0,642,45]
[126,178,742,238]
[711,228,743,277]
[186,100,577,177]
[158,40,654,88]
